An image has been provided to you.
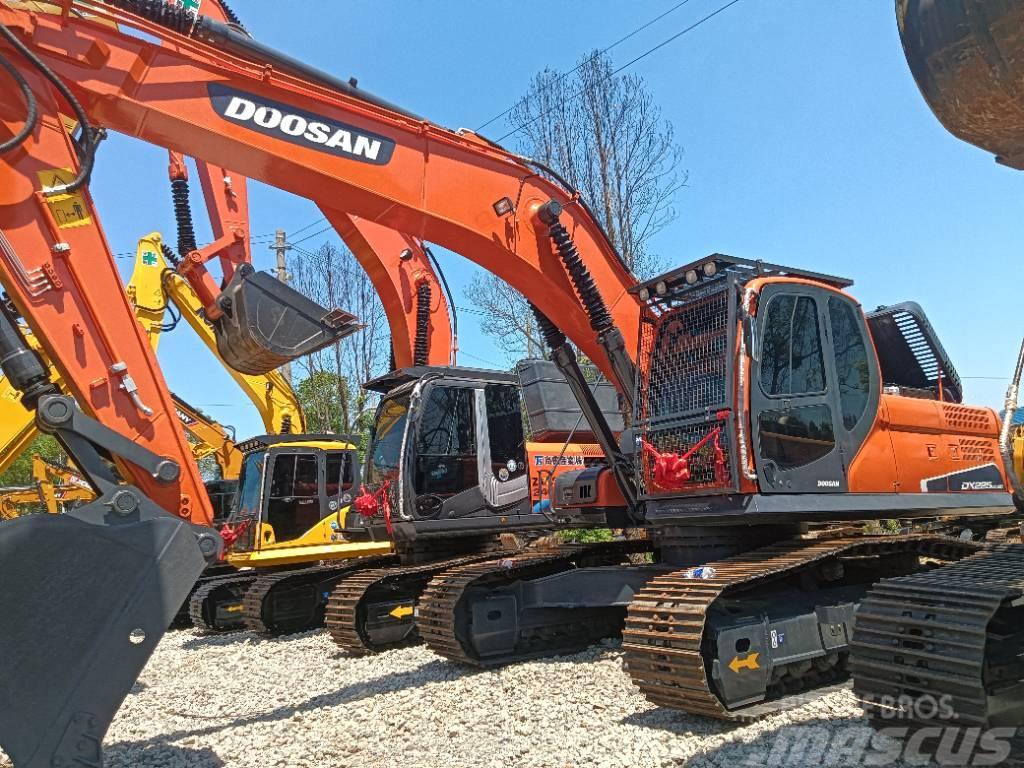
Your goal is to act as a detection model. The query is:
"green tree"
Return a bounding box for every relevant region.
[0,435,65,487]
[296,370,349,434]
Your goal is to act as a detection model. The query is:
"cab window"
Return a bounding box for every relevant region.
[237,451,266,518]
[485,384,526,481]
[325,452,355,497]
[270,454,319,499]
[760,294,825,396]
[415,386,478,496]
[828,297,871,430]
[758,404,835,469]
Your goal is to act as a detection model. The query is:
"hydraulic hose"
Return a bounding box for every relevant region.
[424,246,459,363]
[102,0,422,121]
[279,414,292,435]
[160,242,182,268]
[170,178,199,256]
[0,23,96,194]
[538,201,613,334]
[0,48,37,154]
[413,282,431,366]
[537,199,637,410]
[530,300,568,350]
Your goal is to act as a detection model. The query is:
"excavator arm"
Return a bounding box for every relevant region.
[0,1,639,382]
[0,3,643,765]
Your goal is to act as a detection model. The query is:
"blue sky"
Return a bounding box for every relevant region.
[89,0,1023,439]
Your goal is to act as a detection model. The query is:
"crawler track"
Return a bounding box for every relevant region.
[622,535,979,722]
[325,550,522,654]
[851,544,1024,728]
[418,540,650,666]
[242,556,397,635]
[188,573,256,632]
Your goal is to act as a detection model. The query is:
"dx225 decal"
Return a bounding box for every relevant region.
[920,463,1005,493]
[209,83,396,165]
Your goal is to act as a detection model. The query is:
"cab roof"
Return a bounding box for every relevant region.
[364,365,517,394]
[236,433,358,454]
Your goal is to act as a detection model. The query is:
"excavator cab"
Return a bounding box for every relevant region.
[357,364,623,542]
[212,264,364,375]
[223,434,368,567]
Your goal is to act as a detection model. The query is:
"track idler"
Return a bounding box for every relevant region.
[213,263,363,374]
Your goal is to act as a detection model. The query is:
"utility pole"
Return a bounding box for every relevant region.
[271,230,293,384]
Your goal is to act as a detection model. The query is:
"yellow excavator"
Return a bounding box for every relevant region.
[0,454,92,520]
[121,234,382,633]
[0,236,245,516]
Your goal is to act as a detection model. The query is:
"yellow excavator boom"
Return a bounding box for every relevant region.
[0,235,246,488]
[0,454,93,520]
[129,233,307,435]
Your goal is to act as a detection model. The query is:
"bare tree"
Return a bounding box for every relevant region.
[290,241,389,438]
[467,50,685,360]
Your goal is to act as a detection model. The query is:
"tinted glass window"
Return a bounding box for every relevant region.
[760,295,825,396]
[758,404,835,469]
[417,386,476,456]
[828,297,871,430]
[269,454,319,499]
[366,395,409,486]
[325,452,355,497]
[236,451,265,518]
[485,384,526,480]
[415,386,478,497]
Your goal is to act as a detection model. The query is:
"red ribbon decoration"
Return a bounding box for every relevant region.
[643,427,727,490]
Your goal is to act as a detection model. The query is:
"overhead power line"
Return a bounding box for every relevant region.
[289,225,335,247]
[287,216,328,238]
[496,0,744,143]
[475,0,697,132]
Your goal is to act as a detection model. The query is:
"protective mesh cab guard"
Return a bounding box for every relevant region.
[214,264,362,375]
[633,263,738,498]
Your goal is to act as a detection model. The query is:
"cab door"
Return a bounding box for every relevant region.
[406,379,530,522]
[751,286,846,492]
[479,383,528,508]
[409,382,485,520]
[821,293,880,480]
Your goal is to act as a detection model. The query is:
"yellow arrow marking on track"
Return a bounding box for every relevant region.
[728,652,760,673]
[389,605,414,620]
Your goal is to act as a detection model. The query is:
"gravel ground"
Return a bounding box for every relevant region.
[3,630,1021,768]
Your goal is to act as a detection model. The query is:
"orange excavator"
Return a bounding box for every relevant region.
[0,3,1020,766]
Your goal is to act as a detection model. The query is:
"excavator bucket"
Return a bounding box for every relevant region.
[213,264,362,375]
[897,0,1024,169]
[0,509,206,768]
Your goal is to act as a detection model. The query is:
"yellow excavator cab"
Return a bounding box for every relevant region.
[224,435,390,568]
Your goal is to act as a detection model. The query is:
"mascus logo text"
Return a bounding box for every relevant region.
[209,84,396,165]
